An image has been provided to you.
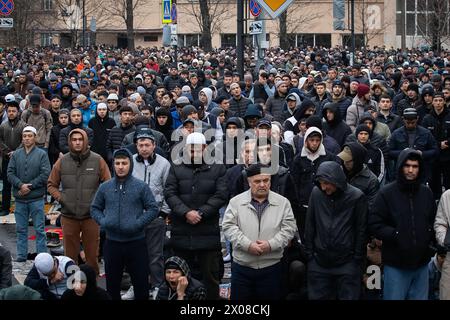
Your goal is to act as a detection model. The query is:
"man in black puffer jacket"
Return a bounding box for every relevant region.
[369,149,436,300]
[305,161,368,300]
[106,105,135,165]
[322,102,352,148]
[164,132,228,300]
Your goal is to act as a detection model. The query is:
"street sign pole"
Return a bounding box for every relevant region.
[237,0,244,79]
[256,10,266,73]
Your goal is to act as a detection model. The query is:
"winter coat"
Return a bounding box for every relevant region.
[266,93,287,123]
[88,112,116,161]
[323,95,352,120]
[305,161,368,268]
[434,189,450,247]
[59,123,94,154]
[369,149,436,269]
[322,103,352,147]
[229,96,252,118]
[376,112,402,133]
[156,256,206,300]
[91,149,159,242]
[21,108,53,148]
[346,96,378,132]
[422,108,450,162]
[48,129,111,220]
[291,127,338,207]
[0,118,27,154]
[106,124,136,163]
[7,146,50,202]
[223,190,297,269]
[61,264,111,300]
[389,125,438,163]
[164,162,228,251]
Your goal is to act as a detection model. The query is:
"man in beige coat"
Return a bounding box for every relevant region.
[434,189,450,299]
[222,163,296,300]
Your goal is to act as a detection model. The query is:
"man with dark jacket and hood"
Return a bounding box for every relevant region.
[60,81,74,109]
[338,142,379,208]
[389,108,438,186]
[88,102,116,162]
[291,127,337,240]
[283,99,316,147]
[59,108,94,154]
[305,161,367,300]
[369,149,436,300]
[156,256,206,300]
[61,264,111,300]
[164,132,228,300]
[91,148,159,300]
[48,128,111,275]
[322,102,352,147]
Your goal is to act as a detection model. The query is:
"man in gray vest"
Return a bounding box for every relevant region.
[48,128,111,274]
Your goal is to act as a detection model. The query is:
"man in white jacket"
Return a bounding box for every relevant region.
[222,163,297,300]
[434,189,450,300]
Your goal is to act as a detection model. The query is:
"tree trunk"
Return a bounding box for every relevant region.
[126,0,135,50]
[279,11,288,50]
[199,0,212,51]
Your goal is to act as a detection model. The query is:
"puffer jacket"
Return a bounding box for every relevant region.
[422,108,450,162]
[369,149,436,269]
[305,161,368,268]
[164,162,228,251]
[106,124,136,163]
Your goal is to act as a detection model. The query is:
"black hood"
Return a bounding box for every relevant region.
[343,142,367,178]
[225,117,243,129]
[322,102,342,125]
[396,148,425,192]
[293,99,315,121]
[315,161,348,192]
[359,112,377,129]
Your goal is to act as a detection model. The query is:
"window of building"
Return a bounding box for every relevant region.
[178,34,200,47]
[41,33,53,46]
[144,35,158,42]
[396,0,450,36]
[42,0,53,11]
[342,34,365,49]
[221,34,236,47]
[289,34,331,48]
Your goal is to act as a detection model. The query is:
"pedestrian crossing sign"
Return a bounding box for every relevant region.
[162,0,172,24]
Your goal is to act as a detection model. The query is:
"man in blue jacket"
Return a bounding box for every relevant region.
[7,126,50,262]
[91,148,159,300]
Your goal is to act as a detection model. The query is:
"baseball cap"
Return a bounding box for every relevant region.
[5,94,15,103]
[134,127,155,142]
[29,94,41,105]
[186,132,206,145]
[337,146,352,162]
[257,119,272,128]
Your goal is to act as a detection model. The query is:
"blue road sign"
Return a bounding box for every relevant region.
[249,0,262,17]
[162,0,172,24]
[0,0,14,16]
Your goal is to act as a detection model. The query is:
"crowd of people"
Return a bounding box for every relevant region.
[0,44,449,300]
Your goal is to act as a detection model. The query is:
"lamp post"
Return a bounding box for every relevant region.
[82,0,86,47]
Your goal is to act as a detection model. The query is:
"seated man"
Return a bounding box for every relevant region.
[24,253,76,300]
[156,256,206,300]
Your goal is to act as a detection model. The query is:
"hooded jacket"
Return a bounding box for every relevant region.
[291,127,336,207]
[59,121,94,154]
[369,149,436,269]
[61,264,111,300]
[91,148,159,242]
[305,161,368,268]
[48,129,111,220]
[346,96,378,132]
[322,102,352,147]
[283,99,314,145]
[156,256,206,300]
[229,92,252,118]
[88,108,116,161]
[342,142,380,208]
[155,108,174,145]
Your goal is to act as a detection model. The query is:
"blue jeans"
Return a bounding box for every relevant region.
[14,199,47,260]
[383,264,429,300]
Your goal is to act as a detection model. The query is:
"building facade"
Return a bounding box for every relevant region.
[1,0,448,50]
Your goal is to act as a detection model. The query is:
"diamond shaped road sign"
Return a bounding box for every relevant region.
[254,0,294,19]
